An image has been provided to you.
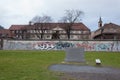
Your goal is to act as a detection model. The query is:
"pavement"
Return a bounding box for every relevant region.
[49,64,120,80]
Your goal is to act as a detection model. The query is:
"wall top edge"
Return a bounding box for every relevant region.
[3,39,120,41]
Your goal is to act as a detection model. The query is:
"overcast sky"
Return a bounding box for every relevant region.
[0,0,120,31]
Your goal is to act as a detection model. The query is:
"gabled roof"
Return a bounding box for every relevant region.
[52,26,64,30]
[93,23,120,38]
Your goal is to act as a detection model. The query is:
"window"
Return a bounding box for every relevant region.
[16,30,18,33]
[12,31,15,33]
[19,30,22,33]
[79,31,82,34]
[45,30,47,33]
[70,35,74,39]
[30,30,33,33]
[47,30,50,33]
[72,31,76,33]
[47,35,50,38]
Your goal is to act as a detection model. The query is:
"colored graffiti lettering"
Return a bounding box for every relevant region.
[96,43,111,51]
[76,42,94,51]
[55,42,74,50]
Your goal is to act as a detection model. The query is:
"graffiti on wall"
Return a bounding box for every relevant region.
[95,43,111,51]
[3,40,120,51]
[75,41,120,51]
[3,41,32,50]
[33,42,55,50]
[76,41,95,51]
[33,42,74,50]
[55,42,74,50]
[111,41,120,51]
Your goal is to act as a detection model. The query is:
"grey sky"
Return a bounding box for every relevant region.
[0,0,120,31]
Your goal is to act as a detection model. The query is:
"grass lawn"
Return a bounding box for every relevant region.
[85,51,120,67]
[0,50,120,80]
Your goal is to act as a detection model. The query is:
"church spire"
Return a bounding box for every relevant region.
[98,17,102,28]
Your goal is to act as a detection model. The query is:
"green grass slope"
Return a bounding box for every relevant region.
[0,50,120,80]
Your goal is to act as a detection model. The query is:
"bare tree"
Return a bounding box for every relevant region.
[31,15,52,23]
[59,9,84,39]
[30,15,53,39]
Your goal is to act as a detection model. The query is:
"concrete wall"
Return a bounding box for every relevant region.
[3,40,120,51]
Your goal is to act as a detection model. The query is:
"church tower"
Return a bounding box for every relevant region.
[98,17,102,28]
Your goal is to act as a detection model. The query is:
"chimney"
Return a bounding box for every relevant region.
[29,21,32,26]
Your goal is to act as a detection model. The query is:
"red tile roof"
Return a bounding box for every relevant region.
[71,23,89,30]
[0,29,9,34]
[103,23,120,29]
[95,23,120,32]
[9,25,27,30]
[9,23,90,31]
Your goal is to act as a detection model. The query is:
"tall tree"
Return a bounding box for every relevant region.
[31,15,53,39]
[59,9,84,39]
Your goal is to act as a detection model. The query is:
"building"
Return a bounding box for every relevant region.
[1,18,120,40]
[9,22,91,40]
[93,17,120,40]
[0,29,12,38]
